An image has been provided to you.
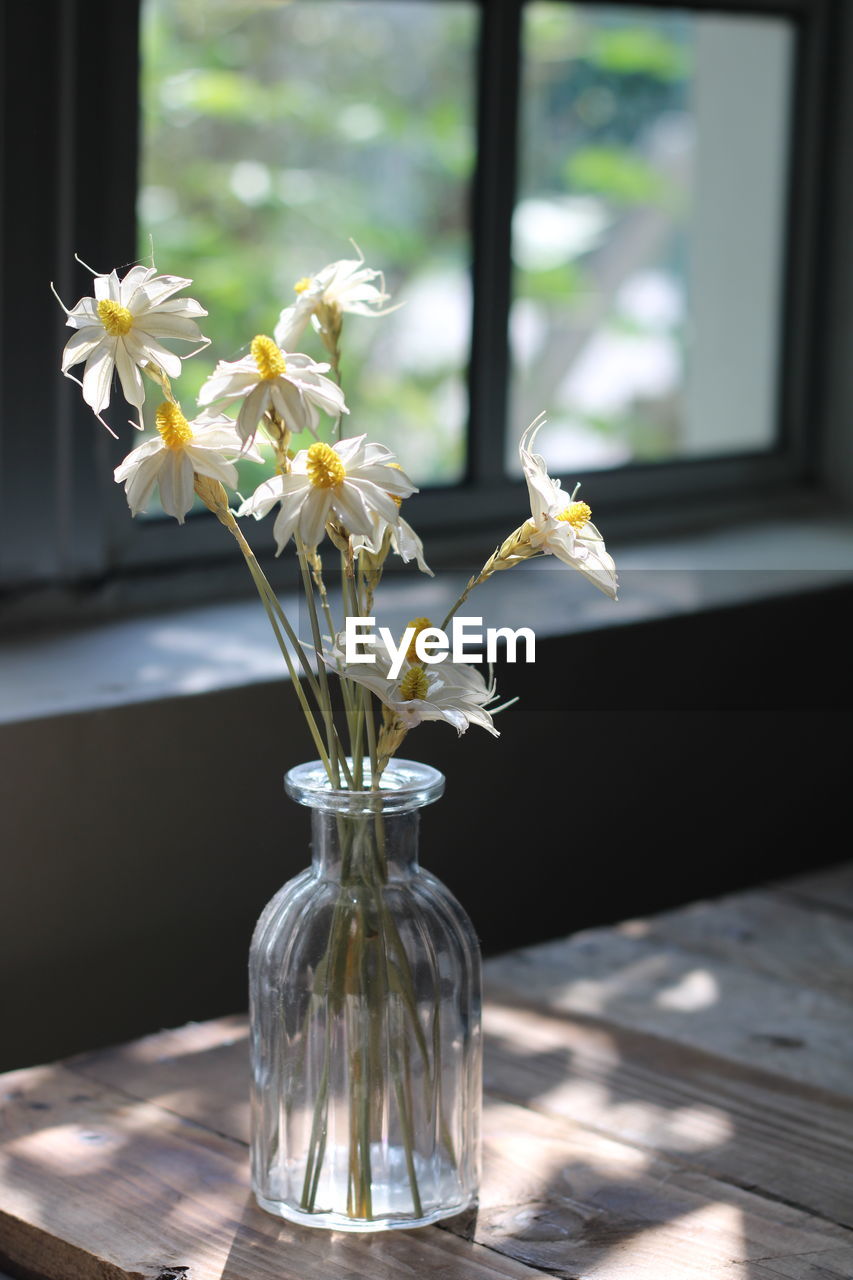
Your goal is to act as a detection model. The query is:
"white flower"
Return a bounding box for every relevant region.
[58,264,208,419]
[238,434,416,553]
[329,630,500,737]
[274,250,394,350]
[386,516,432,576]
[519,418,618,600]
[114,402,260,524]
[351,510,433,577]
[197,334,347,445]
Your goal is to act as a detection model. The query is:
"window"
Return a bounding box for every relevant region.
[510,5,793,472]
[138,0,479,490]
[0,0,840,606]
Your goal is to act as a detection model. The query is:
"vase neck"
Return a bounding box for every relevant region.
[310,807,421,882]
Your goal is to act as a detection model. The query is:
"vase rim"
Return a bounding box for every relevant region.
[284,758,445,814]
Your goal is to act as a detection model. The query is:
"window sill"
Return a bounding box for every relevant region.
[2,511,852,728]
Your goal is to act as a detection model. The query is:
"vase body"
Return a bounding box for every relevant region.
[249,759,482,1232]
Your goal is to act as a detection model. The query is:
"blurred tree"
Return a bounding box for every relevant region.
[138,0,478,499]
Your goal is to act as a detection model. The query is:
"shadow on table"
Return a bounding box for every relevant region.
[474,963,853,1279]
[4,927,852,1280]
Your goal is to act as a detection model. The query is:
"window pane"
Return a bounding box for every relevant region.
[138,0,477,502]
[509,4,793,474]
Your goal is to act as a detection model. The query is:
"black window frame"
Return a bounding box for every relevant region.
[0,0,842,614]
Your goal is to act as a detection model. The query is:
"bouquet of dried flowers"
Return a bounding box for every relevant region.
[55,248,617,1227]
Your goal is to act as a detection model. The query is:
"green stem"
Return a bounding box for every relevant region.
[363,691,377,763]
[226,517,353,787]
[300,855,356,1211]
[328,330,344,441]
[313,550,357,728]
[440,524,541,630]
[302,1047,330,1209]
[225,521,334,781]
[225,514,323,703]
[379,901,457,1169]
[356,897,373,1218]
[375,888,423,1218]
[296,535,341,786]
[340,555,367,788]
[440,577,478,632]
[354,568,381,793]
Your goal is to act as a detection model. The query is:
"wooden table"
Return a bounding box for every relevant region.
[2,863,852,1280]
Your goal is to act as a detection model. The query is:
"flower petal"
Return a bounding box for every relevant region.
[114,339,146,408]
[334,434,367,466]
[81,340,117,413]
[185,444,239,490]
[134,313,207,343]
[300,490,333,550]
[132,272,195,311]
[65,298,102,328]
[269,379,313,435]
[355,462,416,497]
[346,479,400,527]
[119,265,157,309]
[238,473,288,519]
[293,368,348,416]
[94,271,120,303]
[114,435,164,481]
[274,296,315,350]
[198,363,259,406]
[126,332,182,379]
[236,381,271,443]
[62,328,106,372]
[123,450,165,516]
[157,450,196,523]
[271,493,307,554]
[331,482,376,538]
[548,527,618,599]
[393,517,433,576]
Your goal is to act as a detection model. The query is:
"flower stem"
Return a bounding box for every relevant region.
[202,492,349,786]
[440,520,539,631]
[223,511,322,700]
[238,542,333,777]
[374,884,423,1218]
[339,551,368,787]
[296,534,341,786]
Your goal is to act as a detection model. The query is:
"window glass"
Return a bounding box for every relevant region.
[138,0,477,510]
[509,4,793,475]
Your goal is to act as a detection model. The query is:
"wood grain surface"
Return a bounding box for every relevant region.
[2,864,852,1280]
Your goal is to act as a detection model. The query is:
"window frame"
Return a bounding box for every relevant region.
[0,0,843,613]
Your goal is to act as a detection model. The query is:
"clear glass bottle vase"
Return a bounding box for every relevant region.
[250,759,482,1232]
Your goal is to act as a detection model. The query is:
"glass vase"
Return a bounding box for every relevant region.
[249,758,482,1232]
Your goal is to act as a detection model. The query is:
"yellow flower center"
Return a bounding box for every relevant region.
[557,501,592,531]
[155,401,193,450]
[306,441,345,488]
[399,665,430,702]
[294,276,313,294]
[251,334,287,380]
[97,298,134,337]
[405,617,433,664]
